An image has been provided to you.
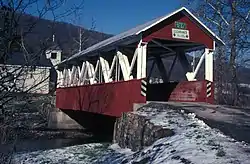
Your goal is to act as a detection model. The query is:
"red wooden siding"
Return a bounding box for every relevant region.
[143,13,214,49]
[56,79,146,117]
[168,80,214,104]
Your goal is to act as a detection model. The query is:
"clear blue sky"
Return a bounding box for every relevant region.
[51,0,183,35]
[81,0,182,34]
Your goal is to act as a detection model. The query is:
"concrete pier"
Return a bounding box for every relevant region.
[48,108,83,130]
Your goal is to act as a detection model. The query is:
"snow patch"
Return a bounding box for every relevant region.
[100,104,250,164]
[109,144,133,155]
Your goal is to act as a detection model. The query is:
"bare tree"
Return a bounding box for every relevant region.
[0,0,82,105]
[0,0,85,162]
[183,0,250,106]
[67,5,96,55]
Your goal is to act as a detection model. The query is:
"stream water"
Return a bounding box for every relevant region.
[0,129,114,164]
[14,138,93,153]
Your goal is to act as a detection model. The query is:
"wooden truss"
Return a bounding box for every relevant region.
[146,40,214,83]
[57,41,148,88]
[186,48,214,82]
[57,40,214,88]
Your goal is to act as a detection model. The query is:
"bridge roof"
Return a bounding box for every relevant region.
[60,7,224,65]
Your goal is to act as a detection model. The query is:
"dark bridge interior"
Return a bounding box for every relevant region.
[146,82,179,101]
[61,109,116,141]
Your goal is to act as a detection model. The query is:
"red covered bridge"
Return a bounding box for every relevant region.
[55,7,224,117]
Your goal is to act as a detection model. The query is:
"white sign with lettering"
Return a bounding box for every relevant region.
[172,28,190,40]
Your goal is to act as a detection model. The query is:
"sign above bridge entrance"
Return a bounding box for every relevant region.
[175,21,186,29]
[172,28,190,40]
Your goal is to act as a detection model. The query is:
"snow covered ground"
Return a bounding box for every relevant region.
[13,104,250,164]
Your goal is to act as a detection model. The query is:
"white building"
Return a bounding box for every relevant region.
[0,42,62,94]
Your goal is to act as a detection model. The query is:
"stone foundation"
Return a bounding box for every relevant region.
[113,110,174,151]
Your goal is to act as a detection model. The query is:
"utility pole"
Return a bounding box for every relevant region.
[79,28,82,52]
